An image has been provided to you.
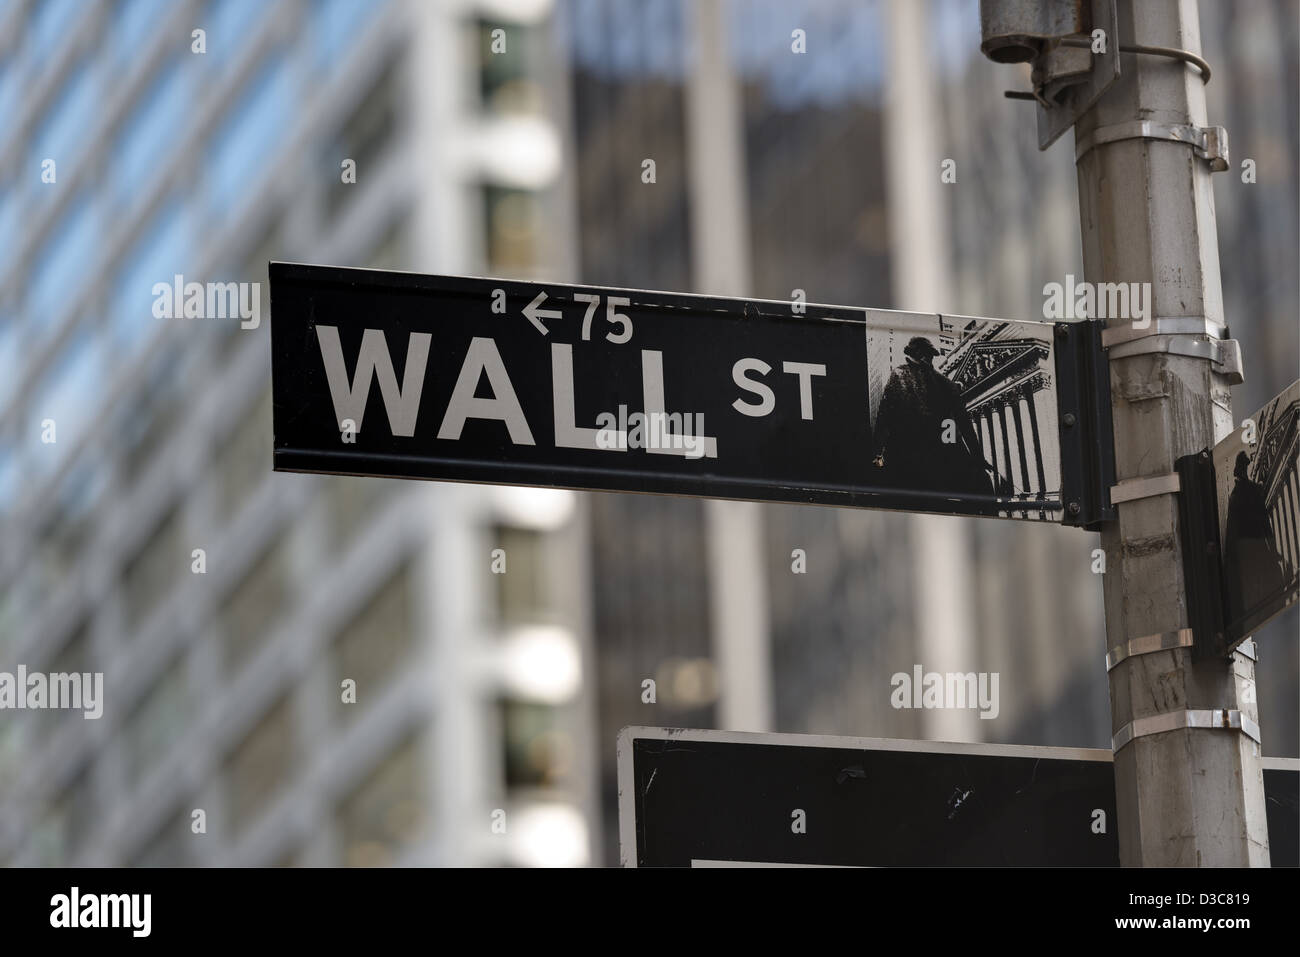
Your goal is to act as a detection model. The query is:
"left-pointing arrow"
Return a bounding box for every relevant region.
[523,291,563,335]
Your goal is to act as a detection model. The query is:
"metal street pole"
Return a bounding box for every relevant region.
[1072,0,1269,865]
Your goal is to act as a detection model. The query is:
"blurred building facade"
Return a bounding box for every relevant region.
[0,0,1295,869]
[0,0,598,867]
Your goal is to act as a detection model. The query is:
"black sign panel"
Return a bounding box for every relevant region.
[618,728,1118,867]
[617,728,1300,867]
[1264,760,1300,867]
[270,262,1111,524]
[1213,381,1300,644]
[1178,380,1300,655]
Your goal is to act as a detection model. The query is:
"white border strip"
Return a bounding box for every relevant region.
[1262,756,1300,771]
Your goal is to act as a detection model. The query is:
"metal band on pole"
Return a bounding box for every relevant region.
[1099,316,1226,349]
[1109,472,1181,505]
[1112,709,1261,754]
[1074,120,1228,170]
[1105,628,1194,671]
[1106,334,1244,382]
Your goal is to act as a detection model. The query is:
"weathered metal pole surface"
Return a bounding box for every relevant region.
[1075,0,1269,865]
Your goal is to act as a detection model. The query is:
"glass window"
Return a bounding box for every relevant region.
[0,65,17,142]
[218,385,272,515]
[29,468,104,611]
[324,476,386,550]
[0,316,18,409]
[46,622,91,733]
[322,61,399,223]
[215,220,286,357]
[19,621,91,749]
[492,525,549,624]
[332,564,414,722]
[499,697,569,789]
[222,537,291,674]
[28,0,82,62]
[569,0,688,78]
[336,733,425,866]
[314,0,380,68]
[27,336,106,475]
[114,344,189,483]
[130,808,194,867]
[32,764,95,865]
[203,0,264,66]
[0,192,18,287]
[476,18,544,116]
[207,57,294,212]
[113,200,190,351]
[123,655,188,781]
[482,186,541,275]
[29,199,99,325]
[114,60,190,202]
[364,215,408,271]
[0,444,14,522]
[120,505,185,629]
[115,0,171,59]
[0,719,22,805]
[224,693,295,834]
[29,65,98,171]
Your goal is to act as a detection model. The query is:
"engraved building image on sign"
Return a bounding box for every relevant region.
[866,316,1061,520]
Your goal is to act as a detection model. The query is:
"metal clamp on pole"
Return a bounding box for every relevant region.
[1099,316,1226,348]
[1106,628,1194,670]
[1106,332,1244,385]
[1074,120,1230,171]
[1057,36,1214,85]
[1109,471,1180,506]
[1112,708,1261,754]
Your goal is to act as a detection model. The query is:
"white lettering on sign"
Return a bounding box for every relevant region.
[730,357,825,419]
[437,336,535,444]
[782,361,826,420]
[574,293,634,343]
[732,358,775,417]
[641,350,718,458]
[314,320,833,459]
[316,325,430,436]
[552,343,626,451]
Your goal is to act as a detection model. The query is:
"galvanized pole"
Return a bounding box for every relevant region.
[1074,0,1269,865]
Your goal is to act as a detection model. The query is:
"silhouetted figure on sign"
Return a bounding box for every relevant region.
[871,336,995,499]
[1223,450,1288,625]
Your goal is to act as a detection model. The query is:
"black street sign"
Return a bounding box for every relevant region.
[270,263,1114,525]
[1178,380,1300,655]
[617,727,1300,867]
[1214,381,1300,644]
[619,727,1118,867]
